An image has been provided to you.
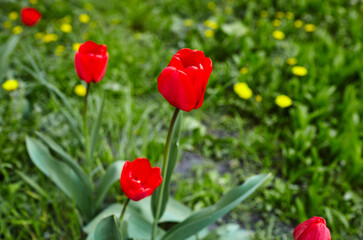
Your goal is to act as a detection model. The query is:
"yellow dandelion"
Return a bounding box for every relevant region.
[234,82,253,99]
[72,43,81,51]
[3,20,12,29]
[74,84,87,97]
[275,95,292,108]
[8,12,19,21]
[35,32,44,39]
[286,12,294,20]
[204,20,218,29]
[260,10,268,18]
[60,23,72,33]
[255,94,262,102]
[292,66,308,76]
[276,11,284,19]
[207,2,216,10]
[29,0,38,4]
[204,29,214,38]
[240,67,248,75]
[273,19,281,27]
[287,58,297,66]
[184,19,193,27]
[294,20,303,28]
[84,3,94,10]
[79,14,90,24]
[54,45,65,56]
[272,30,285,40]
[12,26,23,35]
[2,79,18,91]
[305,24,316,32]
[225,7,233,15]
[43,33,58,43]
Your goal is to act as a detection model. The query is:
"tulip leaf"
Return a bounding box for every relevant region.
[162,174,271,240]
[89,95,105,164]
[95,160,125,209]
[151,110,183,219]
[36,131,93,193]
[84,203,165,240]
[0,36,19,81]
[26,137,94,220]
[94,215,122,240]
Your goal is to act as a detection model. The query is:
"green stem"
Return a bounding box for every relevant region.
[151,108,180,240]
[120,198,131,240]
[83,83,91,169]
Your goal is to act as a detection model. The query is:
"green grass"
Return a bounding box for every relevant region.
[1,0,362,239]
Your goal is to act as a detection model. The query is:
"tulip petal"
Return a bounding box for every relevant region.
[157,66,196,112]
[168,56,184,70]
[21,8,41,27]
[75,53,93,83]
[176,49,206,69]
[194,57,213,109]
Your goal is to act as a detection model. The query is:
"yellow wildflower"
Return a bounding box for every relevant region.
[72,43,81,51]
[207,2,216,10]
[79,14,90,24]
[292,66,308,76]
[260,10,268,18]
[275,95,292,108]
[240,67,248,75]
[55,45,65,56]
[273,19,281,27]
[43,33,58,43]
[60,23,72,33]
[184,19,193,27]
[35,32,44,39]
[305,24,316,32]
[2,79,18,91]
[272,30,285,40]
[74,84,87,97]
[29,0,38,4]
[8,12,19,21]
[255,94,262,102]
[287,58,297,65]
[286,12,294,20]
[3,20,12,29]
[12,26,23,35]
[204,29,214,38]
[294,20,303,28]
[204,20,218,29]
[225,7,233,15]
[276,11,284,19]
[234,82,253,99]
[84,3,94,11]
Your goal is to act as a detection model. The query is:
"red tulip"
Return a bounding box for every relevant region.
[157,48,213,112]
[120,158,162,201]
[74,41,109,84]
[21,7,41,26]
[293,217,331,240]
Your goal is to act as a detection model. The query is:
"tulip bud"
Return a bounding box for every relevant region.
[21,8,41,27]
[293,216,331,240]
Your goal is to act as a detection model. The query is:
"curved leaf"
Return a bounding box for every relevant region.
[94,215,122,240]
[26,137,94,220]
[95,160,125,208]
[90,95,105,164]
[162,174,271,240]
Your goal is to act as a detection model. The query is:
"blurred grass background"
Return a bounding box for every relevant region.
[0,0,362,239]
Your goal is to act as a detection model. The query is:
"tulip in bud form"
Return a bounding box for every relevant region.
[293,216,331,240]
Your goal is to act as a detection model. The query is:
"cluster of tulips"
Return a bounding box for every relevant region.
[12,4,331,240]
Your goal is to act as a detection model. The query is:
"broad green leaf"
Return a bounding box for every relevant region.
[85,203,165,240]
[26,137,94,220]
[94,215,122,240]
[151,110,183,219]
[95,160,125,209]
[162,174,270,240]
[202,224,250,240]
[89,95,105,164]
[36,132,93,193]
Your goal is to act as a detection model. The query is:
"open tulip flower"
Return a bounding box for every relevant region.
[293,216,331,240]
[157,48,213,112]
[120,158,162,201]
[74,41,109,84]
[21,7,41,26]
